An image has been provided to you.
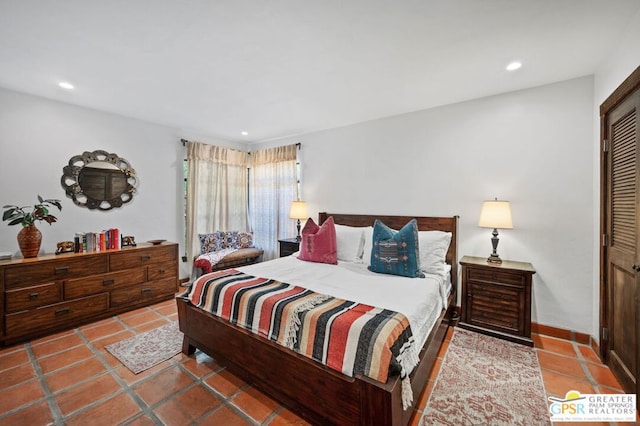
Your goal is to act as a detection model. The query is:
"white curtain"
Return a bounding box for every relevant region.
[250,144,299,260]
[185,142,249,269]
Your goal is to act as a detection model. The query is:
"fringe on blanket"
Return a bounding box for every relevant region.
[397,337,421,410]
[282,294,332,349]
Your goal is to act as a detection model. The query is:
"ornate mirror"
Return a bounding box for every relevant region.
[61,150,138,210]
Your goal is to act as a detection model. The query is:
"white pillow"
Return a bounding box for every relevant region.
[418,231,452,273]
[361,226,374,265]
[334,224,365,262]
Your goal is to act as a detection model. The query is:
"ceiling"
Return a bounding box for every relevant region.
[1,1,639,143]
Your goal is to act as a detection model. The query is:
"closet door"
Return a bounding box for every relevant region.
[601,66,640,410]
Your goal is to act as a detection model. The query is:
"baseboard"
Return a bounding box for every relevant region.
[531,322,591,345]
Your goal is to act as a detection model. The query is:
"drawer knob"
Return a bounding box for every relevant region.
[55,307,71,316]
[140,255,151,261]
[633,264,640,272]
[29,292,39,300]
[158,269,165,274]
[102,278,115,286]
[141,288,152,294]
[492,274,498,280]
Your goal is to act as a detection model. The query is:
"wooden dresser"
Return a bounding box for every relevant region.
[459,255,536,346]
[0,242,178,345]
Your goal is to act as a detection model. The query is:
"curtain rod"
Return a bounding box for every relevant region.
[181,139,300,149]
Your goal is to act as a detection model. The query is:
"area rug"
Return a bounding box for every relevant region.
[421,328,550,425]
[105,321,183,374]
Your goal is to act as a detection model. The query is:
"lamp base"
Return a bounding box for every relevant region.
[487,254,503,264]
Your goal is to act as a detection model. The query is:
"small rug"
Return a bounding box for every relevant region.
[106,321,183,374]
[421,328,550,425]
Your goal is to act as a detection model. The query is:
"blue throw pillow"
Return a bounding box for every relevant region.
[369,219,424,278]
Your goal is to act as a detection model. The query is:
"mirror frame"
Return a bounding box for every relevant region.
[61,150,138,210]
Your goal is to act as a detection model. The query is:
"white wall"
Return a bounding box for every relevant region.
[257,76,595,335]
[0,87,245,278]
[592,9,640,340]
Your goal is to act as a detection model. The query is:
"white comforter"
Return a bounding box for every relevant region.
[238,254,451,351]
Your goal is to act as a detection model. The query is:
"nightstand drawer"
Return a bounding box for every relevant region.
[467,269,524,286]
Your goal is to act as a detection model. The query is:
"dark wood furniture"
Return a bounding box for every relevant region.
[459,255,536,346]
[0,242,178,346]
[177,213,458,425]
[278,237,300,257]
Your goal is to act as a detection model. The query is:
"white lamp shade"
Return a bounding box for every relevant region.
[478,200,513,229]
[289,201,308,220]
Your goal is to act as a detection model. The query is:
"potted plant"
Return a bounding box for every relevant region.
[3,196,62,258]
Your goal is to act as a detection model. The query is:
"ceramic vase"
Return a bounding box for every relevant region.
[17,224,42,258]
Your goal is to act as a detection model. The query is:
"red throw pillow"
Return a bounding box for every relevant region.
[298,216,338,264]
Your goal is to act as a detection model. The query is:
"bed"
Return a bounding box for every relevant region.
[177,213,458,425]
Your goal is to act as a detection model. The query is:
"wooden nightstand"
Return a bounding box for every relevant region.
[459,255,536,346]
[278,238,300,257]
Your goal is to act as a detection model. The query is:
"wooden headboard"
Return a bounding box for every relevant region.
[318,212,459,288]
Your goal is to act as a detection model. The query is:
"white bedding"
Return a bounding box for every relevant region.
[238,254,451,351]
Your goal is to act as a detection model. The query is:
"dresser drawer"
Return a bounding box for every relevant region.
[147,264,177,281]
[64,268,146,299]
[467,268,525,286]
[110,278,176,307]
[109,245,177,271]
[5,293,109,337]
[5,282,62,313]
[4,256,108,289]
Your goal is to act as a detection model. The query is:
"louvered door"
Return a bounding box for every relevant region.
[601,66,640,411]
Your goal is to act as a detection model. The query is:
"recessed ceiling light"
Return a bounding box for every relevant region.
[506,62,522,71]
[58,81,74,90]
[241,131,248,136]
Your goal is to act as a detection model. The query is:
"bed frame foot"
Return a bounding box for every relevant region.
[182,337,196,355]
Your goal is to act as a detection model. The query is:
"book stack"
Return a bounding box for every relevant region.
[74,228,120,253]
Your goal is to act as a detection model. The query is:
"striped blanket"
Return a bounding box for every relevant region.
[184,269,420,409]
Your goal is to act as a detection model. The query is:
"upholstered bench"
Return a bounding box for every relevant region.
[191,231,263,282]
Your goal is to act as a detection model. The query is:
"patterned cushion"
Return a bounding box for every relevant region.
[237,232,254,248]
[199,232,223,254]
[221,231,239,249]
[369,219,424,278]
[298,216,338,265]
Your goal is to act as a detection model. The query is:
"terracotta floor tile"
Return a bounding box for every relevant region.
[533,335,578,358]
[31,333,84,358]
[541,369,596,398]
[427,358,442,382]
[79,321,126,341]
[30,328,75,346]
[231,386,280,423]
[133,318,169,333]
[133,366,194,406]
[120,311,161,327]
[577,344,602,364]
[408,409,422,426]
[0,362,37,390]
[92,330,135,352]
[0,380,45,413]
[114,362,170,386]
[0,348,29,372]
[117,307,151,319]
[125,414,158,426]
[65,391,141,426]
[416,380,435,411]
[45,357,107,393]
[78,316,117,331]
[444,327,454,341]
[166,312,179,321]
[0,344,24,356]
[154,384,222,424]
[182,354,220,378]
[436,339,449,359]
[0,400,54,425]
[586,363,623,390]
[204,369,247,398]
[54,373,121,416]
[199,404,252,426]
[150,299,177,310]
[155,304,178,317]
[37,345,94,374]
[536,350,585,378]
[268,407,311,425]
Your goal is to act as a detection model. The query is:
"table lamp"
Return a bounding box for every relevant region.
[478,198,513,264]
[289,201,308,241]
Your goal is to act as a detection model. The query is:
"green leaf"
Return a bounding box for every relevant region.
[37,195,43,203]
[8,218,24,226]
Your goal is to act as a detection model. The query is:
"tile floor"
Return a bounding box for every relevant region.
[0,299,636,425]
